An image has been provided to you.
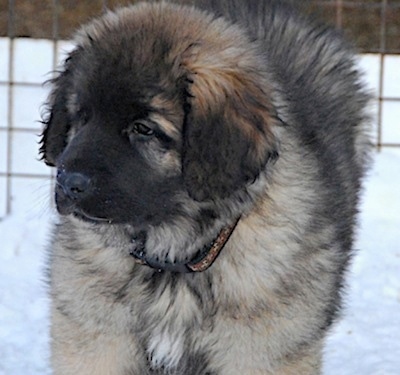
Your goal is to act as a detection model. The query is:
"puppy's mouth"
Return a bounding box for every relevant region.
[54,184,113,224]
[72,209,113,224]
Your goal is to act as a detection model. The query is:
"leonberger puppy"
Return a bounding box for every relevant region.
[40,0,371,374]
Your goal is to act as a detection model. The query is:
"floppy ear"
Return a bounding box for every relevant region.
[182,68,278,201]
[39,51,78,166]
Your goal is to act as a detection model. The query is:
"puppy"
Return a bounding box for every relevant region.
[40,1,371,374]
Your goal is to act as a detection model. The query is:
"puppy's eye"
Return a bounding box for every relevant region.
[77,108,91,124]
[125,120,155,143]
[131,121,154,136]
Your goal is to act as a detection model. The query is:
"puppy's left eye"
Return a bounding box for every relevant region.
[125,121,155,142]
[131,121,154,136]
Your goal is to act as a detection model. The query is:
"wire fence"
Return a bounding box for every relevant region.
[0,0,399,217]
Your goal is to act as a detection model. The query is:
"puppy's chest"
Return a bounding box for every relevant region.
[137,275,210,371]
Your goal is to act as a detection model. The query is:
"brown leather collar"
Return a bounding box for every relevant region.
[130,217,240,273]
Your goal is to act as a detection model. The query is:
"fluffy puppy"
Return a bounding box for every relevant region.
[40,1,371,374]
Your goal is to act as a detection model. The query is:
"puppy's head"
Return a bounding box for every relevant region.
[40,3,278,226]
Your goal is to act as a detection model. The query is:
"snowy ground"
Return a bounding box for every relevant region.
[323,149,400,375]
[0,38,399,374]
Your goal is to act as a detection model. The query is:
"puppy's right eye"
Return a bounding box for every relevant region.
[76,108,91,125]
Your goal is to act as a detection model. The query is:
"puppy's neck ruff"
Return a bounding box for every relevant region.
[130,217,241,273]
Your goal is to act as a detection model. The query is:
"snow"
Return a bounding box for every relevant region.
[0,212,52,375]
[0,38,400,374]
[323,149,400,375]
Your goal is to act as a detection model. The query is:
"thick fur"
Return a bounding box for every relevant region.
[40,1,371,374]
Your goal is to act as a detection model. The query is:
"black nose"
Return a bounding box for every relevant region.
[57,171,92,200]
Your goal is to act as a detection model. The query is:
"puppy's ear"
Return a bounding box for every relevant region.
[182,68,278,201]
[39,51,78,166]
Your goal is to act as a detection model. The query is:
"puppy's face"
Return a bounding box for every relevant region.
[40,3,277,229]
[48,40,187,227]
